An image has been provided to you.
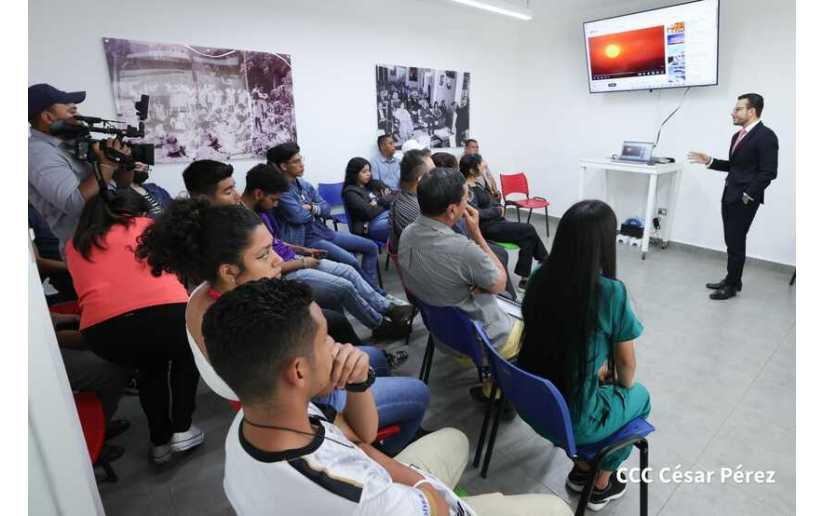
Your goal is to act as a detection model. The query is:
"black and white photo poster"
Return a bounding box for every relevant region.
[375,64,470,149]
[103,37,297,163]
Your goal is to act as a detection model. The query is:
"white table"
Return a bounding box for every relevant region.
[578,158,682,260]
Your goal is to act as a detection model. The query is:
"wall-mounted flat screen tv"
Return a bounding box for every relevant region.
[583,0,719,93]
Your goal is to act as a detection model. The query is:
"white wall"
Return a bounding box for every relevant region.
[29,0,795,265]
[513,0,795,265]
[29,0,524,196]
[28,246,104,516]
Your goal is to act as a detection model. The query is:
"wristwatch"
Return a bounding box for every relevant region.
[345,367,376,392]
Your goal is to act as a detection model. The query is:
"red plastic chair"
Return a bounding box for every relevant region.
[499,173,550,237]
[49,300,80,315]
[74,392,118,482]
[227,401,401,444]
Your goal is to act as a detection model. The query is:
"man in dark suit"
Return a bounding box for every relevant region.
[688,93,779,300]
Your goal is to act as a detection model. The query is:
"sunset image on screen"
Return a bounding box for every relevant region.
[588,25,666,80]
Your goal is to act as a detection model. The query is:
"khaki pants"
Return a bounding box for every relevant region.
[395,427,572,516]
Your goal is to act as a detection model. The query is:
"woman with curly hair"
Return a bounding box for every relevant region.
[65,189,201,465]
[136,198,431,456]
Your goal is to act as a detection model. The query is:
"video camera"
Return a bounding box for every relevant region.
[51,95,155,168]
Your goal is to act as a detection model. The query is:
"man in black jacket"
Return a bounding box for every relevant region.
[689,93,779,300]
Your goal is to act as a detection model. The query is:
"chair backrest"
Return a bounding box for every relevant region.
[500,173,529,200]
[317,182,345,208]
[473,321,579,457]
[408,295,485,368]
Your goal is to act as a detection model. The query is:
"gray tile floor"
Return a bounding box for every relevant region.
[97,218,795,515]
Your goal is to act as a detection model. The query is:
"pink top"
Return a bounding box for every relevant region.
[65,217,188,330]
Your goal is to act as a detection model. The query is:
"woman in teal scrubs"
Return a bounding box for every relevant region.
[518,199,651,512]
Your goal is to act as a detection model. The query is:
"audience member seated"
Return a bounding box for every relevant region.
[136,199,431,456]
[203,279,572,516]
[398,168,523,403]
[463,139,501,202]
[371,134,401,189]
[113,164,173,217]
[430,151,459,169]
[267,143,383,291]
[518,200,651,512]
[179,158,370,347]
[65,189,201,465]
[342,157,394,242]
[460,154,548,288]
[391,150,517,300]
[29,203,76,302]
[242,163,413,342]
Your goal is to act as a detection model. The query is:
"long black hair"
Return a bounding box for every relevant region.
[518,200,618,417]
[135,197,263,285]
[72,188,148,261]
[343,156,380,192]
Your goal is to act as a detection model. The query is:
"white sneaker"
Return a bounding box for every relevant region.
[169,425,204,453]
[150,443,172,464]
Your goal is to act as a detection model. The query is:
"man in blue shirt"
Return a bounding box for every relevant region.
[370,134,401,190]
[267,142,383,291]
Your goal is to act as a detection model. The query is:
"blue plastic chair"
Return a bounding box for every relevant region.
[473,321,654,516]
[317,182,349,231]
[408,297,486,385]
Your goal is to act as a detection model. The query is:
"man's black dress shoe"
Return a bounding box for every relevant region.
[706,279,742,292]
[710,285,738,300]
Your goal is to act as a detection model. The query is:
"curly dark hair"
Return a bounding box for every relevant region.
[135,197,262,284]
[202,278,317,403]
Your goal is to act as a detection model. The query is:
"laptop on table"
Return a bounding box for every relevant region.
[612,141,654,164]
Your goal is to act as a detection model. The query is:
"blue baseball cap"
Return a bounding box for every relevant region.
[28,83,86,119]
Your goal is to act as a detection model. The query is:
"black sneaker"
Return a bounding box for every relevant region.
[565,465,590,493]
[383,349,409,369]
[386,303,415,325]
[372,319,410,341]
[587,471,627,512]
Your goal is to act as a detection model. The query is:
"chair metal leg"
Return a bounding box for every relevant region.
[575,467,598,516]
[333,220,339,232]
[516,208,521,223]
[473,381,497,468]
[376,256,384,289]
[790,271,796,286]
[544,206,550,237]
[418,335,434,383]
[385,253,391,271]
[527,208,533,224]
[638,439,649,516]
[480,390,503,478]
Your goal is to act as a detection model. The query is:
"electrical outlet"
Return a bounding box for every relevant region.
[658,208,668,216]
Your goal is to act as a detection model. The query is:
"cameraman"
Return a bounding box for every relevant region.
[28,83,132,254]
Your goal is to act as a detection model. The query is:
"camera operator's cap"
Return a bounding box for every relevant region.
[28,83,86,118]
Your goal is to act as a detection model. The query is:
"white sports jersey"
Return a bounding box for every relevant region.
[223,403,473,516]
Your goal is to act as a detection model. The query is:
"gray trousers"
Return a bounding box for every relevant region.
[60,347,130,423]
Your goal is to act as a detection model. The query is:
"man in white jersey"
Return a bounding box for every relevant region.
[203,278,571,516]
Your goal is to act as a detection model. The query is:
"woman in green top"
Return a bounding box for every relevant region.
[519,199,651,512]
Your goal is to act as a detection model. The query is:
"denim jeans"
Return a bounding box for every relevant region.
[309,232,380,290]
[317,375,430,456]
[367,210,391,243]
[287,259,390,329]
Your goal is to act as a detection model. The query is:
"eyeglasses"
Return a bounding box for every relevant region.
[287,156,304,165]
